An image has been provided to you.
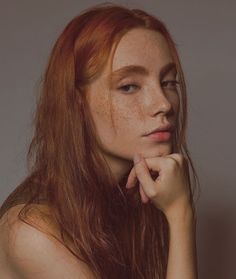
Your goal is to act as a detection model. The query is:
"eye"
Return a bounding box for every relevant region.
[161,80,180,90]
[117,83,140,94]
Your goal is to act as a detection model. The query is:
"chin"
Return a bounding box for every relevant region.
[141,144,172,158]
[156,149,171,157]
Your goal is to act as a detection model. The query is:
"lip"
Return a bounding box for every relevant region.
[144,124,174,136]
[147,131,172,141]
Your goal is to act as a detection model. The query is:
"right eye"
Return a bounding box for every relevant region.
[118,84,140,94]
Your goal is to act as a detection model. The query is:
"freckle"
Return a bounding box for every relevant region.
[111,97,144,134]
[94,95,109,116]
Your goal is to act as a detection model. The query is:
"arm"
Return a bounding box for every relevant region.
[126,153,199,278]
[165,205,198,279]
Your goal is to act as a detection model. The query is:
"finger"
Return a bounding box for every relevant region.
[139,183,149,203]
[165,153,186,166]
[133,154,156,198]
[126,155,163,189]
[126,167,137,188]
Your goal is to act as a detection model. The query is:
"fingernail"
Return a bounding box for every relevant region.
[133,153,141,164]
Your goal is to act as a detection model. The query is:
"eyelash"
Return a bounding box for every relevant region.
[118,80,180,93]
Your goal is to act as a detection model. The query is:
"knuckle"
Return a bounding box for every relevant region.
[177,154,184,165]
[167,153,187,168]
[166,157,179,170]
[146,184,157,199]
[149,189,157,199]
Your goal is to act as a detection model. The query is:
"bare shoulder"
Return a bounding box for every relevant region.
[0,204,96,279]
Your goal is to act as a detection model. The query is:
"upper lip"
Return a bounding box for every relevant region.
[144,124,174,136]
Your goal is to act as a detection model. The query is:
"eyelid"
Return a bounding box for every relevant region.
[117,83,140,93]
[161,80,180,86]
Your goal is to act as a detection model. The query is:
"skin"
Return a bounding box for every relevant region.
[86,28,179,183]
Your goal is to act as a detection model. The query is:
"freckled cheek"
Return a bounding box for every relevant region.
[111,100,144,134]
[90,93,144,139]
[93,101,111,125]
[87,91,111,128]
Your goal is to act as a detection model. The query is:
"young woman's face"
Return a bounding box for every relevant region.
[87,28,179,169]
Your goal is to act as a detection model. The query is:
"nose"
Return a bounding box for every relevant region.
[146,85,173,116]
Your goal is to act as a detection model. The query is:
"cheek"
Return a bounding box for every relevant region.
[87,89,114,135]
[110,96,144,134]
[88,92,136,142]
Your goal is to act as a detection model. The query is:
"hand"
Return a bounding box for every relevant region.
[126,153,192,220]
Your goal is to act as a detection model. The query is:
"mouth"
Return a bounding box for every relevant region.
[145,131,172,141]
[144,124,174,135]
[143,124,174,142]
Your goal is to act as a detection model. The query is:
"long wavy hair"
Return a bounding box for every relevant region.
[0,3,200,279]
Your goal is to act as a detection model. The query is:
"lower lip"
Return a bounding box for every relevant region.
[146,131,172,141]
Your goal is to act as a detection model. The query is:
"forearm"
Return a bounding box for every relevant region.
[166,206,198,279]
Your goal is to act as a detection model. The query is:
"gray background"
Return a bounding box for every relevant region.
[0,1,235,278]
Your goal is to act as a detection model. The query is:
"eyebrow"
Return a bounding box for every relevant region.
[110,62,177,84]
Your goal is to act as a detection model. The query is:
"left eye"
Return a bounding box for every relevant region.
[161,80,180,89]
[118,84,139,93]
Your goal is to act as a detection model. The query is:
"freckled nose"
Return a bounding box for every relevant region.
[149,89,172,115]
[159,94,172,112]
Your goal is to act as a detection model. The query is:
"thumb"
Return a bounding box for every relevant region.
[133,153,156,198]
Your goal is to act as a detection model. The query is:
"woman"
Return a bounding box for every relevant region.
[0,3,199,278]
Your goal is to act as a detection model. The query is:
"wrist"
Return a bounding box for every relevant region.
[165,203,196,227]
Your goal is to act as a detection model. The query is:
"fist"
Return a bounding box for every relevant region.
[126,153,191,219]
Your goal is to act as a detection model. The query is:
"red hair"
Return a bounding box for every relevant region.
[0,3,200,278]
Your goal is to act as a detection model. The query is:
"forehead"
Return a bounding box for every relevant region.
[111,28,172,72]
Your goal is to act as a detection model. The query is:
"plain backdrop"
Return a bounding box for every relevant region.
[0,1,235,278]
